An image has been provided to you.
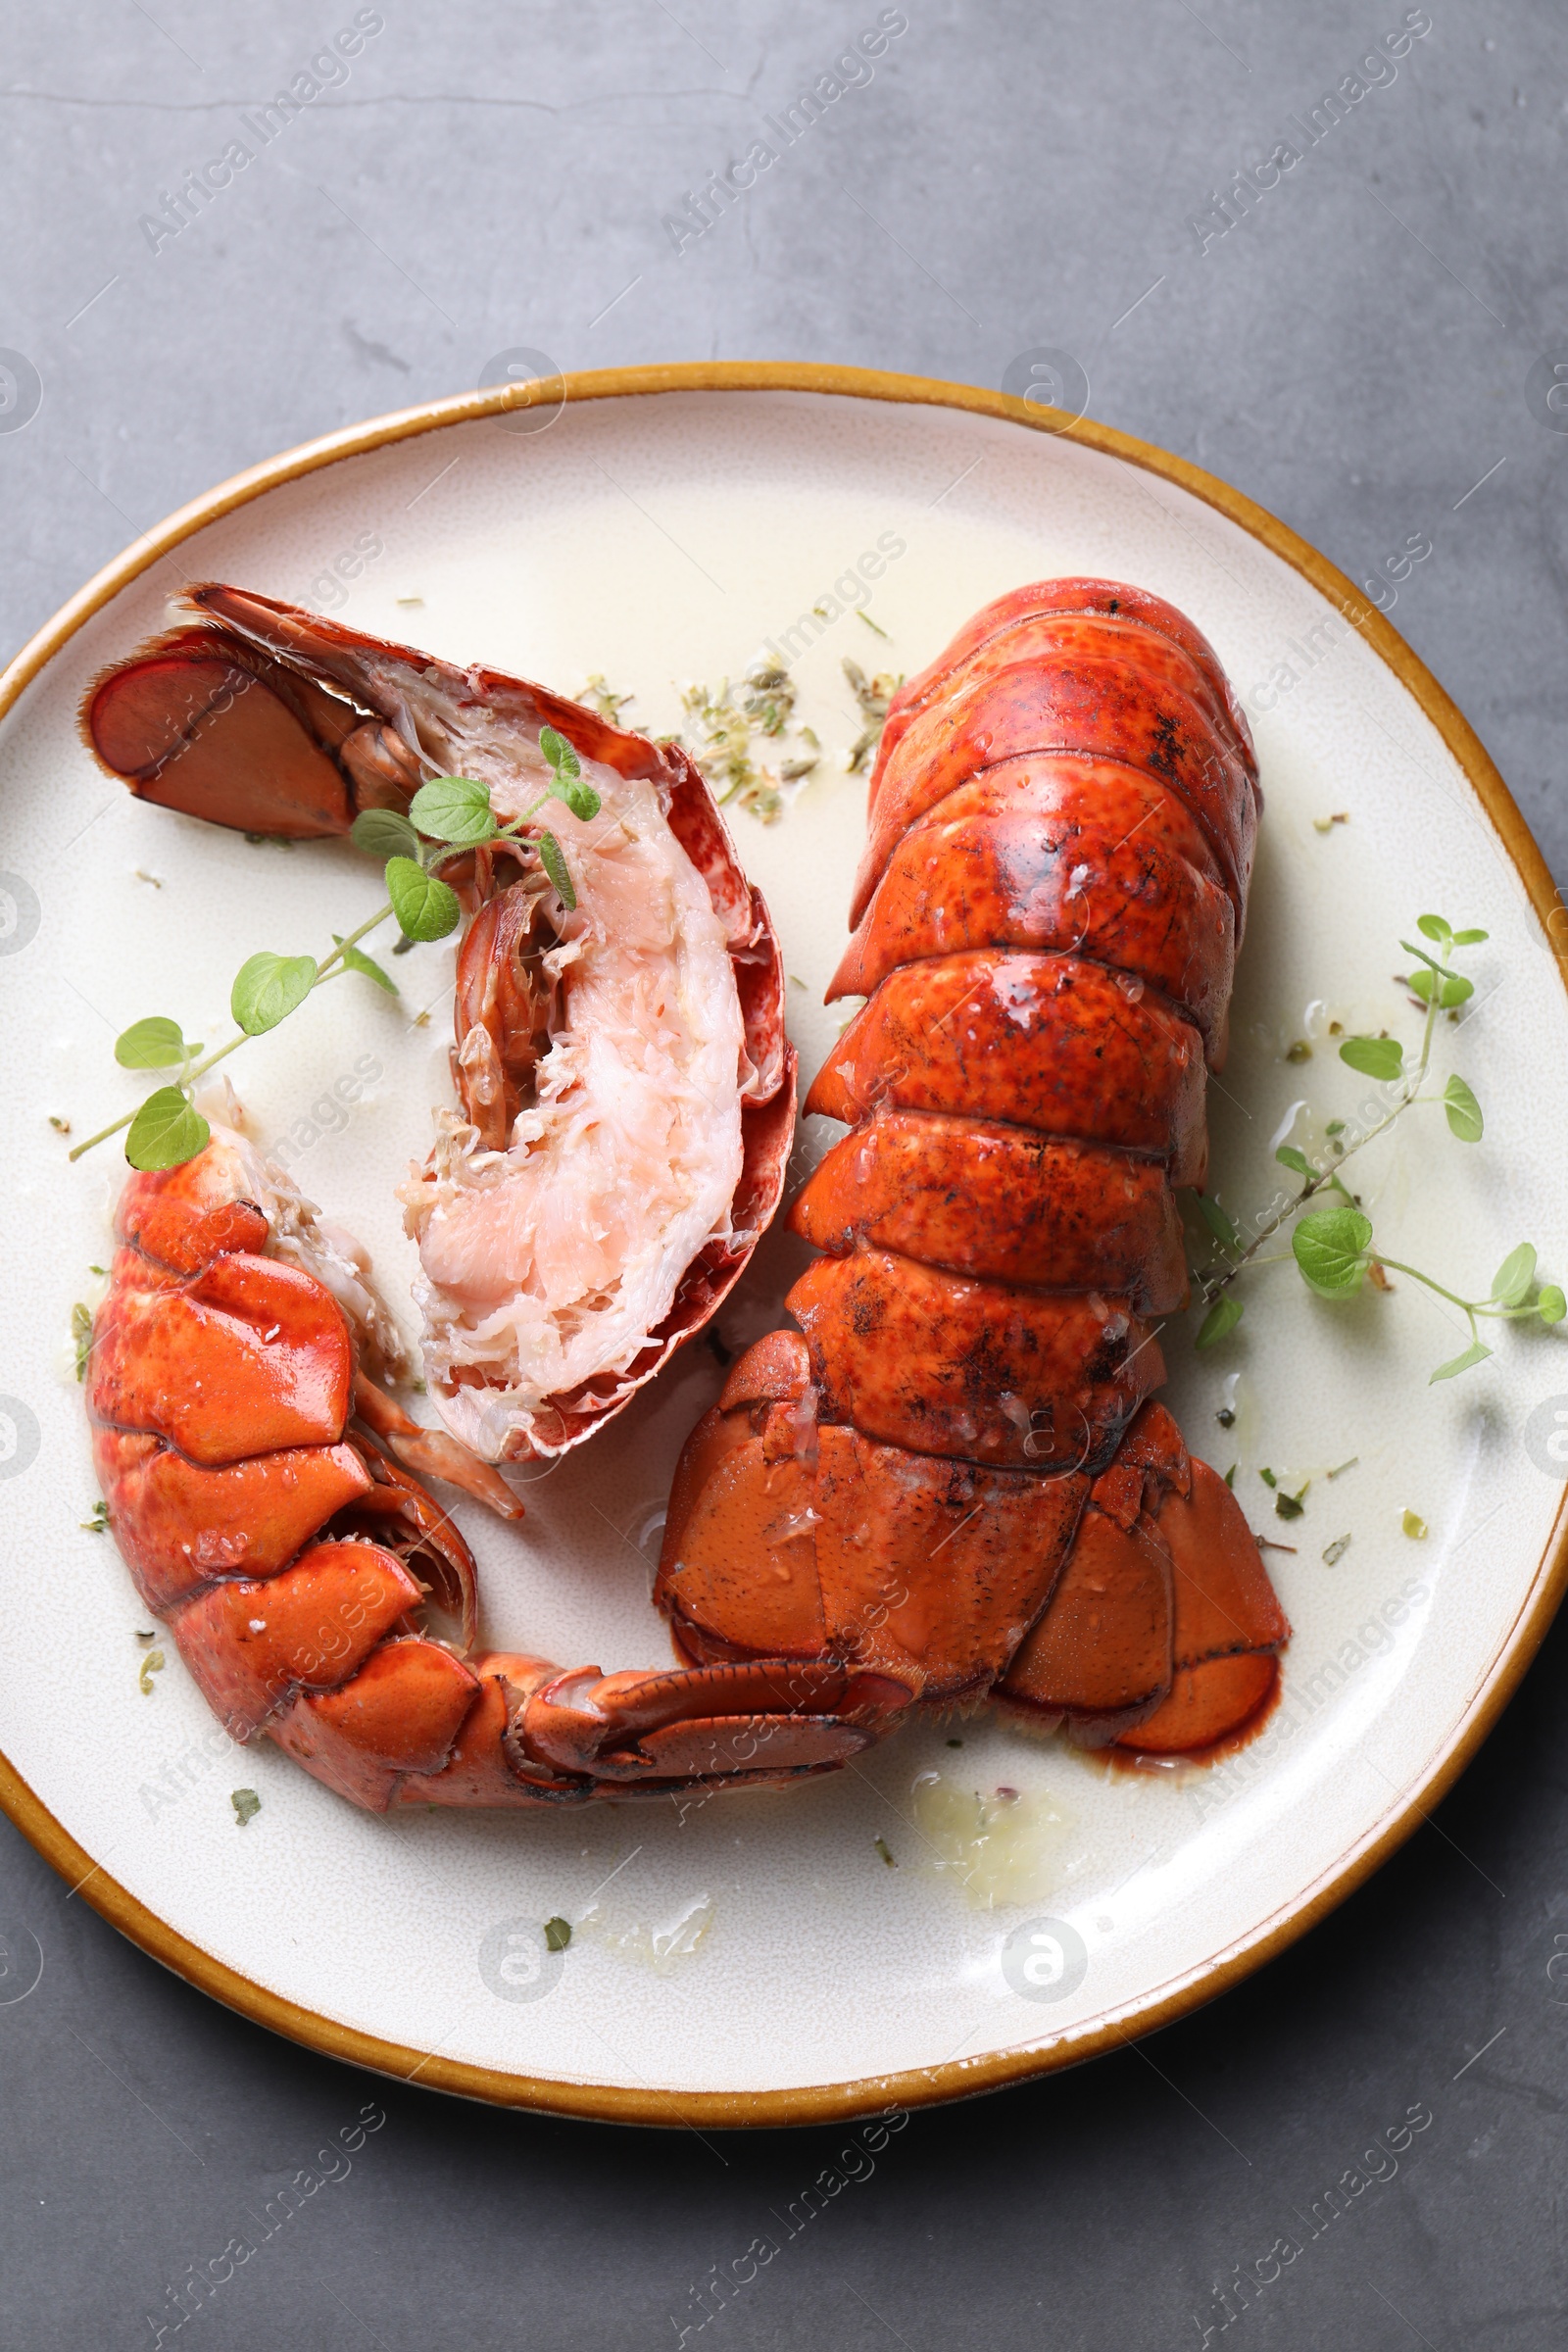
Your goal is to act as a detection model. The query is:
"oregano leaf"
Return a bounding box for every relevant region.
[409,774,497,848]
[1444,1074,1483,1142]
[1429,1338,1493,1384]
[1416,913,1451,944]
[558,775,601,823]
[385,858,462,943]
[1275,1144,1314,1178]
[536,830,576,909]
[1196,1195,1240,1250]
[1408,967,1474,1009]
[1339,1035,1404,1082]
[1538,1286,1566,1326]
[1195,1295,1245,1349]
[1492,1242,1536,1306]
[331,935,398,997]
[1450,927,1489,946]
[125,1088,210,1172]
[350,807,419,862]
[1292,1206,1373,1298]
[115,1016,190,1069]
[539,725,579,782]
[231,952,317,1036]
[539,726,601,823]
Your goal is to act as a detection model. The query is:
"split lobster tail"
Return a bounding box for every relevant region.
[89,1138,909,1812]
[80,584,796,1466]
[660,577,1289,1762]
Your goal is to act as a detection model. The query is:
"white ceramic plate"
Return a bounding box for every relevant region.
[3,368,1565,2124]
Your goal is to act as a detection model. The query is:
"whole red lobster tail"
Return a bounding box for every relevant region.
[658,579,1289,1761]
[88,1139,908,1812]
[80,585,795,1461]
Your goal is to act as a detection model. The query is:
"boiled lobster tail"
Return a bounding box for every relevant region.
[89,1137,908,1812]
[659,580,1289,1759]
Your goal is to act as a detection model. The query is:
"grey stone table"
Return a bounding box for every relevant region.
[3,4,1566,2344]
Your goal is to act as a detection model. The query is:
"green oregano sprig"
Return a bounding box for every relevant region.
[70,745,597,1175]
[1288,1215,1564,1381]
[1193,914,1562,1383]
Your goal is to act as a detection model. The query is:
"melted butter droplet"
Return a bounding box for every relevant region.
[909,1771,1075,1909]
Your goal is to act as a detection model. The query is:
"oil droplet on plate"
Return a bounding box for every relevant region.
[576,1891,714,1973]
[909,1772,1074,1909]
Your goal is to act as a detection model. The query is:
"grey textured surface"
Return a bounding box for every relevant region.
[3,4,1568,2346]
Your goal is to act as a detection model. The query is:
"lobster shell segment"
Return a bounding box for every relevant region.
[854,655,1256,938]
[659,1377,1092,1707]
[792,1112,1188,1312]
[89,1248,354,1466]
[93,1431,373,1615]
[864,578,1259,921]
[998,1453,1289,1752]
[872,579,1257,784]
[787,1250,1162,1470]
[832,756,1237,1060]
[83,630,360,838]
[806,949,1209,1185]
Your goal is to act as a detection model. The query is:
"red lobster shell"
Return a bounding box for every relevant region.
[88,1131,906,1810]
[658,579,1290,1759]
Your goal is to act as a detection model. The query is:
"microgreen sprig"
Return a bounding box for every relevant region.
[390,729,599,911]
[1192,915,1562,1382]
[70,743,596,1174]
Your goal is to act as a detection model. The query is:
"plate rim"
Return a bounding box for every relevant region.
[4,359,1566,2128]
